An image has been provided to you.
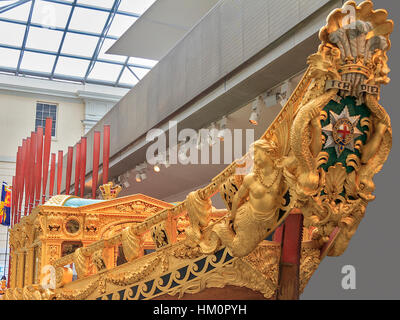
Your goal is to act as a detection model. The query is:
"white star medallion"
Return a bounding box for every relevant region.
[322,106,363,157]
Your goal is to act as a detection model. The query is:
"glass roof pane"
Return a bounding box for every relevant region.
[77,0,114,9]
[31,1,72,29]
[0,21,26,47]
[61,32,98,57]
[99,38,125,62]
[131,67,149,79]
[107,13,136,38]
[129,57,158,68]
[69,7,108,34]
[0,47,20,69]
[26,27,63,52]
[87,62,122,82]
[0,1,30,21]
[119,0,156,15]
[55,56,89,78]
[119,67,139,86]
[20,51,56,73]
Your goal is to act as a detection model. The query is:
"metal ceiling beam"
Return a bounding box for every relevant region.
[50,0,77,79]
[0,43,152,69]
[126,66,140,81]
[0,0,30,14]
[42,0,140,18]
[0,66,134,89]
[83,0,121,83]
[0,17,119,40]
[115,56,130,87]
[16,0,35,75]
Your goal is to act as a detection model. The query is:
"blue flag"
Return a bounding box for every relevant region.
[0,182,11,226]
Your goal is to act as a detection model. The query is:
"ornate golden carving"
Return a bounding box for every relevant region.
[299,243,321,294]
[5,1,393,301]
[121,227,143,262]
[151,221,169,249]
[99,182,122,200]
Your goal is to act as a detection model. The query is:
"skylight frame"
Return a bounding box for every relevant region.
[0,0,155,88]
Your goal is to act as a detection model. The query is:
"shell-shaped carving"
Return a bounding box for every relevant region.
[324,163,347,198]
[121,227,143,262]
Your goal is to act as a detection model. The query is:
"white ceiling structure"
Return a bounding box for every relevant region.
[106,0,220,61]
[0,0,158,88]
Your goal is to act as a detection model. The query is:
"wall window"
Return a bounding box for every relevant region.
[35,102,57,137]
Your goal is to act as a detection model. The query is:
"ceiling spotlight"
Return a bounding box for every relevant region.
[249,102,259,126]
[122,181,130,188]
[218,116,227,141]
[276,92,288,107]
[154,164,161,172]
[135,162,147,182]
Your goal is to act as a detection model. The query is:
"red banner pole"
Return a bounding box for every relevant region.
[18,140,27,224]
[28,132,37,215]
[42,118,52,204]
[49,153,56,198]
[23,137,31,216]
[80,137,87,198]
[65,147,73,195]
[74,142,81,196]
[13,148,21,227]
[56,150,63,195]
[92,131,100,199]
[11,176,15,228]
[13,147,21,226]
[103,125,110,185]
[35,126,43,207]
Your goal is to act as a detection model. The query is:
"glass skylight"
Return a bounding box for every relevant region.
[20,51,56,73]
[0,47,20,68]
[0,0,158,88]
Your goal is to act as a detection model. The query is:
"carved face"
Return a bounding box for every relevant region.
[253,146,274,169]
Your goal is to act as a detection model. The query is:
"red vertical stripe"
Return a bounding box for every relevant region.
[18,140,27,223]
[42,118,52,203]
[103,125,110,185]
[28,132,37,215]
[13,148,21,226]
[23,137,31,215]
[65,147,73,195]
[49,153,56,198]
[92,131,101,199]
[281,214,303,265]
[11,176,15,227]
[57,150,63,195]
[74,142,81,196]
[80,137,87,198]
[13,147,21,226]
[35,126,43,206]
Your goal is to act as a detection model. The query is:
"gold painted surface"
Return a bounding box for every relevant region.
[3,1,393,300]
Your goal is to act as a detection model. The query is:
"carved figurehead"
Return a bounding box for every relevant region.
[208,139,287,257]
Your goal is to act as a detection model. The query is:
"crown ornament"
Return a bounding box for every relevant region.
[308,1,393,104]
[99,182,122,200]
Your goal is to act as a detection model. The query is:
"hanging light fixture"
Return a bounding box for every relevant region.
[249,99,260,125]
[217,116,228,141]
[135,162,147,183]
